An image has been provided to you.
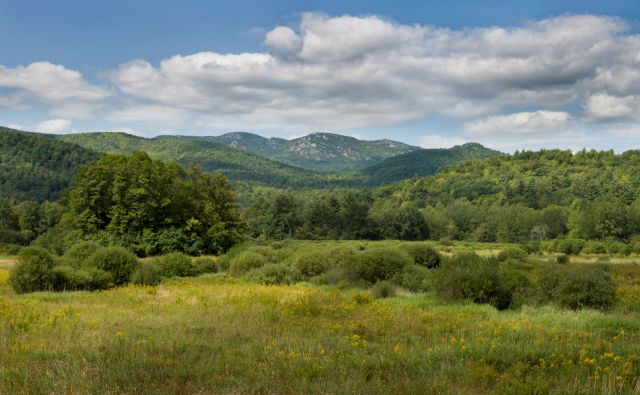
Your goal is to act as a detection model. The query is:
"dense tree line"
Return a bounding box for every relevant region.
[35,152,244,256]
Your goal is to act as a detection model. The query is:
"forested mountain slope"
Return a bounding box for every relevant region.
[0,127,101,202]
[189,132,420,172]
[362,143,501,185]
[57,132,357,188]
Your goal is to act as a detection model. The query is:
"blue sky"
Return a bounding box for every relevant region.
[1,0,640,151]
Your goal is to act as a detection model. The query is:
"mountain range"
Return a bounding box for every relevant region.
[0,126,500,201]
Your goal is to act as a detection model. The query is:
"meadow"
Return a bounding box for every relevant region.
[1,241,640,394]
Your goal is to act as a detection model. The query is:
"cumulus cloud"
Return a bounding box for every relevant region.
[104,13,640,134]
[464,111,571,135]
[419,135,468,149]
[586,93,637,120]
[0,62,111,117]
[34,119,72,134]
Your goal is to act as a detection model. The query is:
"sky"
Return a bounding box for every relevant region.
[2,0,640,152]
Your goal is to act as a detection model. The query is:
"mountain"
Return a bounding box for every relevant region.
[188,132,420,172]
[57,132,357,188]
[0,127,101,202]
[361,143,501,185]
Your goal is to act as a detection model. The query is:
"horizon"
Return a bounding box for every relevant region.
[2,1,640,152]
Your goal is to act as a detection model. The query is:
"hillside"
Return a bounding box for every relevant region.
[190,132,420,172]
[0,127,101,202]
[362,143,501,185]
[57,132,356,188]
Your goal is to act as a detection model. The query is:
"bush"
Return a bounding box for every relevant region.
[245,263,299,285]
[535,263,565,303]
[549,239,585,255]
[499,266,533,308]
[155,252,198,277]
[295,251,332,280]
[554,266,616,310]
[355,247,412,284]
[371,281,397,299]
[64,241,103,264]
[392,264,431,292]
[8,247,55,294]
[0,243,22,255]
[435,253,512,310]
[52,266,113,291]
[582,241,607,255]
[229,251,268,276]
[85,246,138,285]
[194,257,218,274]
[605,240,628,255]
[556,254,570,264]
[497,247,528,262]
[403,244,441,268]
[131,263,161,286]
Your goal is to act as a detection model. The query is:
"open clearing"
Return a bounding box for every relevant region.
[1,269,640,394]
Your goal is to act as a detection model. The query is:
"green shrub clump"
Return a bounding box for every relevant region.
[194,257,218,274]
[9,247,56,294]
[131,263,161,286]
[85,246,138,285]
[581,241,607,255]
[64,241,103,264]
[355,247,412,284]
[370,281,397,299]
[229,251,269,275]
[435,253,512,310]
[403,244,441,268]
[52,266,113,291]
[549,239,585,255]
[553,266,616,310]
[497,247,528,262]
[155,252,198,277]
[556,254,570,264]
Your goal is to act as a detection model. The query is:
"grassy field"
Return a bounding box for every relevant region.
[2,243,640,394]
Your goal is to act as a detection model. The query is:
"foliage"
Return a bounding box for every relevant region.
[355,247,411,284]
[8,247,55,293]
[155,253,198,278]
[370,281,397,299]
[0,127,100,202]
[67,151,244,255]
[435,253,512,310]
[553,266,617,310]
[391,264,432,292]
[402,243,441,268]
[131,263,161,286]
[229,251,269,276]
[194,257,218,274]
[52,266,113,291]
[497,247,528,262]
[556,254,570,264]
[64,241,103,265]
[84,246,138,285]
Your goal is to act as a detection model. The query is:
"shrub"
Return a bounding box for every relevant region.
[8,247,55,294]
[155,252,198,277]
[352,292,373,305]
[549,239,585,255]
[85,246,138,285]
[554,266,616,310]
[370,281,397,299]
[355,247,412,284]
[0,243,22,255]
[582,241,607,255]
[229,251,268,276]
[535,263,565,303]
[605,240,628,255]
[194,257,218,274]
[499,266,533,308]
[435,253,512,310]
[64,241,103,264]
[295,251,332,280]
[403,244,441,268]
[392,264,431,292]
[131,263,161,286]
[556,254,570,264]
[245,263,298,285]
[497,247,528,262]
[52,266,113,291]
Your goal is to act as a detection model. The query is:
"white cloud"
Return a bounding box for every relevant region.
[34,118,72,134]
[586,93,637,119]
[0,62,111,117]
[105,13,640,134]
[464,111,571,135]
